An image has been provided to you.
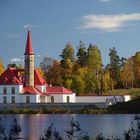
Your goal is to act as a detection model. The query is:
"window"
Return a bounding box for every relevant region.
[51,96,54,103]
[11,96,15,104]
[26,96,30,103]
[3,96,7,104]
[66,96,70,103]
[3,87,7,94]
[11,87,15,94]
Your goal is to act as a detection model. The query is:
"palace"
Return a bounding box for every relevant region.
[0,31,130,105]
[0,31,75,103]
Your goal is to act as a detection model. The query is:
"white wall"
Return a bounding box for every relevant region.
[0,94,37,103]
[62,93,76,103]
[124,95,131,102]
[76,95,131,104]
[47,93,76,103]
[76,96,114,103]
[35,85,46,93]
[0,85,23,94]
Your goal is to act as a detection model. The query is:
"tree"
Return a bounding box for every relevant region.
[133,52,140,87]
[87,44,102,71]
[84,73,96,94]
[86,44,103,94]
[71,75,85,94]
[109,47,121,89]
[60,42,75,63]
[0,58,4,76]
[9,118,22,140]
[40,57,54,82]
[60,42,75,88]
[76,41,87,67]
[48,60,62,86]
[120,58,134,89]
[65,118,89,140]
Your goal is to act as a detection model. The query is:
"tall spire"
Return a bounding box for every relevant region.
[24,30,34,87]
[24,30,34,55]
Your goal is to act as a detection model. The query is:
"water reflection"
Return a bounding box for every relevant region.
[0,114,136,140]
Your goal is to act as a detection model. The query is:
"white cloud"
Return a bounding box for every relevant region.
[81,13,140,32]
[5,33,20,39]
[10,58,23,62]
[100,0,111,2]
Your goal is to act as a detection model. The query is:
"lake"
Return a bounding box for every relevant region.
[0,114,137,140]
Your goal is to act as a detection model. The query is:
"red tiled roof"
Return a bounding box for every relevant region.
[24,30,34,55]
[34,69,46,85]
[46,86,72,94]
[21,86,43,94]
[0,67,23,85]
[0,67,46,85]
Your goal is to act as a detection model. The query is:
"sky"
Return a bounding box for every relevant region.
[0,0,140,67]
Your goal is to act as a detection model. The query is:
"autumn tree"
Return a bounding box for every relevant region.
[120,57,134,89]
[60,42,75,89]
[49,60,62,86]
[86,44,103,94]
[133,52,140,87]
[0,58,4,75]
[71,75,85,94]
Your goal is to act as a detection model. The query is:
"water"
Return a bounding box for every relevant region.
[0,114,136,140]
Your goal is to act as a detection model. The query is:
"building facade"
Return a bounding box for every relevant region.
[0,30,76,104]
[0,31,130,105]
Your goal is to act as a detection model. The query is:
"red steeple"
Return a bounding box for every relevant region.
[24,30,34,55]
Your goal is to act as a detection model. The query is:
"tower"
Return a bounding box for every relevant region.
[24,30,34,86]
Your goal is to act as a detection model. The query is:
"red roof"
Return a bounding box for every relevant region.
[21,86,43,94]
[0,67,46,85]
[24,30,34,55]
[0,67,23,85]
[46,86,73,94]
[34,69,46,85]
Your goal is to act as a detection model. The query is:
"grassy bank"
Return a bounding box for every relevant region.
[0,106,107,114]
[106,88,140,99]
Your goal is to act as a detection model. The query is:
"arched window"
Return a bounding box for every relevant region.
[51,96,54,103]
[66,96,70,103]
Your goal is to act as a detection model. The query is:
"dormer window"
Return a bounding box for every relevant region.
[3,87,7,94]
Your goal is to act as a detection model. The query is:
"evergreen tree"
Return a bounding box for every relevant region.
[76,41,87,67]
[109,47,121,89]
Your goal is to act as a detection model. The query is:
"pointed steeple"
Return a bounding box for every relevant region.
[24,30,34,86]
[24,30,34,55]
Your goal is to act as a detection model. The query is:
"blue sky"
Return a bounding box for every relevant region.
[0,0,140,67]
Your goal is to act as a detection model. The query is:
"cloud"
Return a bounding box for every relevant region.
[81,13,140,32]
[5,33,20,39]
[100,0,111,2]
[23,24,40,29]
[10,58,23,62]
